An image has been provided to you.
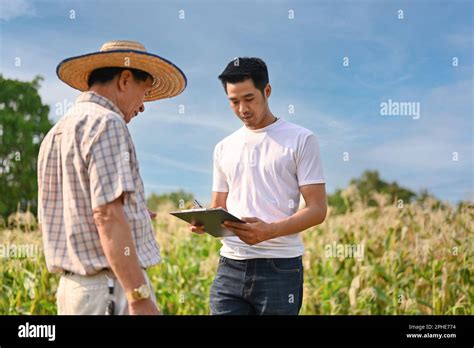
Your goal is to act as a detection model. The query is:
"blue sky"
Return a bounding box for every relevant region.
[1,0,472,205]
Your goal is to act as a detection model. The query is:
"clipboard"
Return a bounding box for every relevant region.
[169,208,244,237]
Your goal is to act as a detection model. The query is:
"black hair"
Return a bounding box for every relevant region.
[218,57,269,95]
[87,67,153,87]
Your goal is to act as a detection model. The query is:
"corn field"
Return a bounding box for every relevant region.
[0,195,472,315]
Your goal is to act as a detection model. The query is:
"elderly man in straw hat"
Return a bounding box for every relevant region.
[37,40,186,315]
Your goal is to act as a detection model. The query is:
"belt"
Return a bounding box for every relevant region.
[62,268,111,276]
[62,267,146,276]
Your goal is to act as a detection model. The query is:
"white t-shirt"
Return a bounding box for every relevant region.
[212,118,325,260]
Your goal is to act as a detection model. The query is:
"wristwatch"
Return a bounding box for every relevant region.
[126,284,151,302]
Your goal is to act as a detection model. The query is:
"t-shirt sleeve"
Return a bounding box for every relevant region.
[88,118,135,209]
[212,143,229,192]
[296,133,326,186]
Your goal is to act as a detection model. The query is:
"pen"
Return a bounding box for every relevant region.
[192,199,203,208]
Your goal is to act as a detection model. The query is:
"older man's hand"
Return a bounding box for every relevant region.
[129,298,161,315]
[190,224,206,234]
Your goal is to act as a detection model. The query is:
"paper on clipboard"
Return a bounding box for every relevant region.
[169,208,244,237]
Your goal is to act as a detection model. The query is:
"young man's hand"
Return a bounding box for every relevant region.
[222,217,276,245]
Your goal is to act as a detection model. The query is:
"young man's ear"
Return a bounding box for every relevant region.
[264,84,272,98]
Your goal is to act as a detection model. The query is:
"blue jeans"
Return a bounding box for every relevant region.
[210,256,304,315]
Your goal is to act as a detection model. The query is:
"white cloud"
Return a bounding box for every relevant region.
[364,79,473,202]
[444,32,474,50]
[366,135,470,171]
[144,183,194,192]
[140,152,212,175]
[147,111,238,133]
[0,0,35,21]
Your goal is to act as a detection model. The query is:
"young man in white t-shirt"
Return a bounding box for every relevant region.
[191,57,327,315]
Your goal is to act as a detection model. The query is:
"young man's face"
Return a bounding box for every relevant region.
[226,79,271,130]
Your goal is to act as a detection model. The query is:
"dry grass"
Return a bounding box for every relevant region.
[0,195,472,315]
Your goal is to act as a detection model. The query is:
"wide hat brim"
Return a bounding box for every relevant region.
[56,50,187,102]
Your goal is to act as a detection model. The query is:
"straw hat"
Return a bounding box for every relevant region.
[56,40,187,101]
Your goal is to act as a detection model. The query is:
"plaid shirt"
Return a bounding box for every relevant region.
[37,91,161,275]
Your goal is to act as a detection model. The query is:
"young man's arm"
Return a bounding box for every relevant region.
[190,191,228,234]
[210,191,228,210]
[94,196,160,315]
[222,184,327,245]
[272,183,327,235]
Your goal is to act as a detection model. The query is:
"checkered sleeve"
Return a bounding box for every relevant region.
[37,146,43,224]
[88,117,135,210]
